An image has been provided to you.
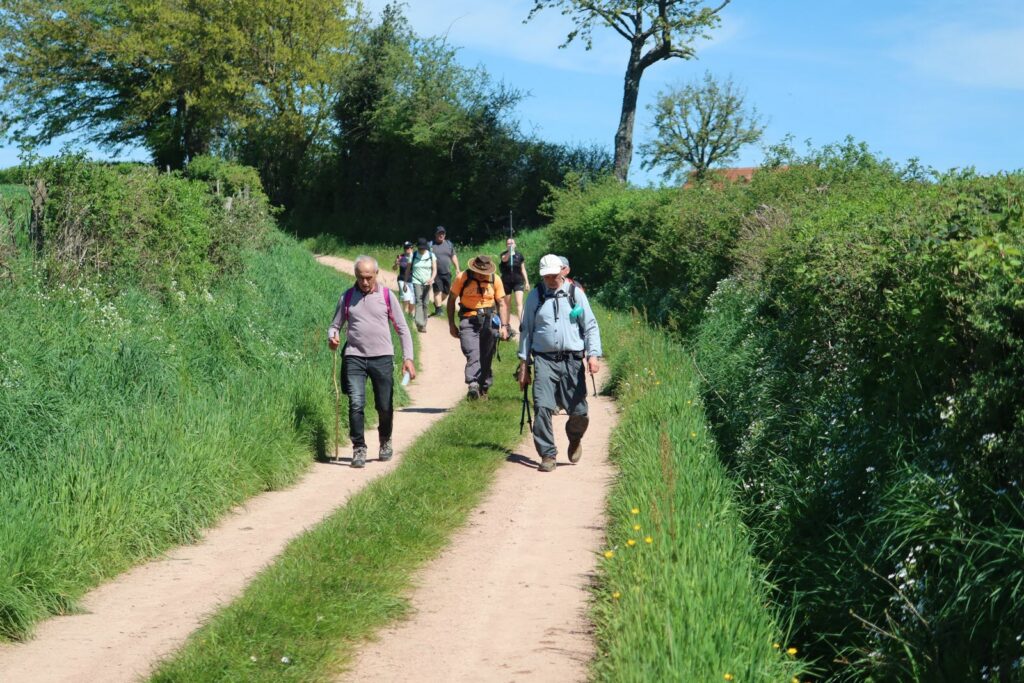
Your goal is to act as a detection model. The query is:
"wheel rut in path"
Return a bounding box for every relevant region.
[341,367,618,682]
[0,256,464,683]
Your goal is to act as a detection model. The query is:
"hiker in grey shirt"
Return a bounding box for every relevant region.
[431,225,460,316]
[517,254,602,473]
[328,256,416,468]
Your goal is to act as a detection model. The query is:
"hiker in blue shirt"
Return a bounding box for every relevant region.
[517,254,603,472]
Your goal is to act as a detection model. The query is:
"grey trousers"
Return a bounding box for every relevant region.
[413,283,431,329]
[531,354,589,458]
[458,316,497,389]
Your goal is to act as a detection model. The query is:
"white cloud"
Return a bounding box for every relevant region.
[890,7,1024,90]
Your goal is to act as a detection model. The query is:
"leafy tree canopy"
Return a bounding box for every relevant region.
[640,71,764,183]
[0,0,359,171]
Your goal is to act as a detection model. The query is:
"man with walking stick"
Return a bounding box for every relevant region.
[517,254,603,473]
[328,256,415,468]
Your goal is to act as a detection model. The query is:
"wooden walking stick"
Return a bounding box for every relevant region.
[332,348,341,462]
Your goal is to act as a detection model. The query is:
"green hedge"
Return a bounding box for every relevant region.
[544,140,1024,680]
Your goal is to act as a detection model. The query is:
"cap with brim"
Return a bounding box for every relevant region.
[467,255,496,276]
[559,256,569,268]
[539,254,563,276]
[403,241,413,248]
[417,238,430,249]
[435,225,446,234]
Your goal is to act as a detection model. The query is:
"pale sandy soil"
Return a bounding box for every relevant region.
[339,372,618,681]
[0,256,465,682]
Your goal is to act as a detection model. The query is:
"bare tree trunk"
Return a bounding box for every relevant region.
[613,46,644,183]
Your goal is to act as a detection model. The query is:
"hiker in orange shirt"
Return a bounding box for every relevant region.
[447,255,510,400]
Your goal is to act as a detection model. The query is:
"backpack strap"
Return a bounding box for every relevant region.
[344,285,400,334]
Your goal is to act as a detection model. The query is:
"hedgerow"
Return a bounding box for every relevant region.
[544,139,1024,681]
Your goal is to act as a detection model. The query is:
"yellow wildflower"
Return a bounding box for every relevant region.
[724,675,734,681]
[627,539,636,547]
[630,507,640,515]
[690,431,697,438]
[604,550,615,559]
[644,536,653,544]
[772,643,781,649]
[633,524,641,531]
[787,647,798,656]
[612,591,621,600]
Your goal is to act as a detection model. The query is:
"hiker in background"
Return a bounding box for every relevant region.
[517,254,602,473]
[499,237,530,326]
[328,256,416,468]
[410,237,437,332]
[431,225,460,317]
[558,255,584,291]
[448,255,509,400]
[395,241,415,315]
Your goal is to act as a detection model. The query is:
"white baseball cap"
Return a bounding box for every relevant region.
[539,254,563,276]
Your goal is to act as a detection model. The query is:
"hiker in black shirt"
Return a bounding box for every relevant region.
[499,238,530,324]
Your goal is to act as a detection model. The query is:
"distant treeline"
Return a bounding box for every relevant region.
[0,2,610,244]
[542,139,1024,681]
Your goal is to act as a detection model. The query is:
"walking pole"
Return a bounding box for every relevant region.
[332,348,341,462]
[590,369,598,397]
[520,384,533,434]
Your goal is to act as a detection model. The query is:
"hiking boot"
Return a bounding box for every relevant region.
[538,456,557,472]
[568,440,583,464]
[467,382,480,400]
[416,325,427,333]
[379,439,393,462]
[351,446,367,469]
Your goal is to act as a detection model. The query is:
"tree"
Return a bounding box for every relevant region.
[640,71,763,183]
[527,0,731,182]
[0,0,358,174]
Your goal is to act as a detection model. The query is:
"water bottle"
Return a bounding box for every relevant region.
[401,370,411,386]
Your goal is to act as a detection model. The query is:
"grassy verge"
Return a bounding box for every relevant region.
[149,349,523,681]
[0,233,414,640]
[591,305,806,682]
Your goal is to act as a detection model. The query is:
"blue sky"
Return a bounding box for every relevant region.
[3,0,1022,185]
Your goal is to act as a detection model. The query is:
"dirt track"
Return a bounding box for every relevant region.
[0,255,465,682]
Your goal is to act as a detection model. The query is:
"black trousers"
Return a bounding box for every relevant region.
[342,354,394,448]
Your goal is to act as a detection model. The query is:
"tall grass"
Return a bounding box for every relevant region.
[0,233,396,640]
[593,305,804,682]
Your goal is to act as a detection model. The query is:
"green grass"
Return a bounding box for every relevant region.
[148,350,523,681]
[0,232,413,641]
[592,305,806,682]
[0,183,30,253]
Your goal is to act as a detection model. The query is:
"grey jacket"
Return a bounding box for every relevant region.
[517,281,602,361]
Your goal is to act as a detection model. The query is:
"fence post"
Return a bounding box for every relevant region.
[29,178,47,255]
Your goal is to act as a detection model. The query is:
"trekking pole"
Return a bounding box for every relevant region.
[590,368,598,397]
[519,384,532,434]
[332,347,341,462]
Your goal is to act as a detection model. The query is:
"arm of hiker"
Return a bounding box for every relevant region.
[452,248,460,276]
[327,294,345,349]
[428,255,437,286]
[519,261,529,290]
[517,360,531,389]
[517,290,534,362]
[578,289,603,369]
[390,289,415,362]
[447,296,459,338]
[402,358,416,380]
[496,281,509,341]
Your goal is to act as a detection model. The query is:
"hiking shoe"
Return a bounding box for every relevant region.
[416,325,427,333]
[379,439,393,462]
[568,440,583,464]
[351,446,367,469]
[467,382,480,400]
[538,456,557,473]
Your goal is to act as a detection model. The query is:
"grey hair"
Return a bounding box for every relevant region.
[353,255,379,272]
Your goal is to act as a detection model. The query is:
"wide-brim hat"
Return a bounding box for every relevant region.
[467,254,496,276]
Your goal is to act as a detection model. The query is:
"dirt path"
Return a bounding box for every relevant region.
[0,256,465,683]
[340,366,618,682]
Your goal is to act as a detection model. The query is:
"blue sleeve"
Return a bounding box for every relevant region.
[576,289,602,358]
[518,290,537,361]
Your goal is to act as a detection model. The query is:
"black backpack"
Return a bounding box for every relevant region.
[532,281,585,338]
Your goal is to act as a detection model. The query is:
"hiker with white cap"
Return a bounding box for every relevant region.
[328,256,416,468]
[517,254,602,472]
[448,254,510,400]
